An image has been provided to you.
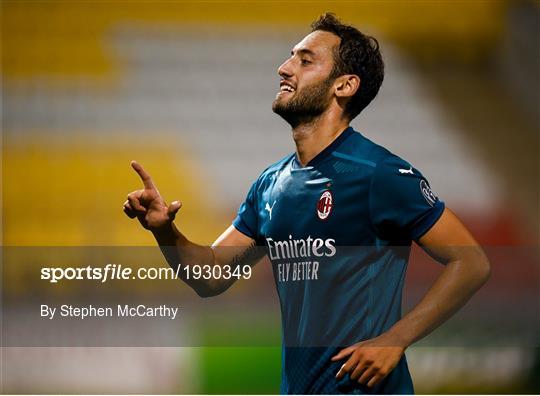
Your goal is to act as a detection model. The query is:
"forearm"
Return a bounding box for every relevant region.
[151,222,222,297]
[388,250,490,348]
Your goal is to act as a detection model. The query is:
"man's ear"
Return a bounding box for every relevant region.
[334,74,360,98]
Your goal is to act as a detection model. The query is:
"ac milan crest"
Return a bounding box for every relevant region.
[317,190,333,220]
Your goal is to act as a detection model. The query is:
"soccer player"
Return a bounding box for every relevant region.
[123,13,490,394]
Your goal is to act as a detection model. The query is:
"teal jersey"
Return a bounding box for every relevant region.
[233,127,444,394]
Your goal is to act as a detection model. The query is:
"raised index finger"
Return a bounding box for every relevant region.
[131,160,156,190]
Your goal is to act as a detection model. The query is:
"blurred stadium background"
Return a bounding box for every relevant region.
[2,0,539,393]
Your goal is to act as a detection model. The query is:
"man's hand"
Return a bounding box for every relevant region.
[331,332,406,388]
[123,161,182,230]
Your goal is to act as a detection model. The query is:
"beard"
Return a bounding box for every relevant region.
[272,76,334,128]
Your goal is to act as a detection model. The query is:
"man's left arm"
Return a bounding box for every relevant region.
[333,207,490,387]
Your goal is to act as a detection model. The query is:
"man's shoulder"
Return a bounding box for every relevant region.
[338,128,400,168]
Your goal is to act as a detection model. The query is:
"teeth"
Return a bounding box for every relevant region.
[280,85,295,92]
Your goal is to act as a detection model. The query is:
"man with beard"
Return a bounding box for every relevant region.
[123,13,490,394]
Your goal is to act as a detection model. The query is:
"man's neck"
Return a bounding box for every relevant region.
[292,112,350,167]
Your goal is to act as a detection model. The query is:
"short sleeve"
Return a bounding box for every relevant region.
[232,179,260,241]
[369,156,445,242]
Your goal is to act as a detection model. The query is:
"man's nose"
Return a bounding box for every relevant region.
[277,58,294,78]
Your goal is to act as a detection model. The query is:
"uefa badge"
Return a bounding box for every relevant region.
[317,190,333,220]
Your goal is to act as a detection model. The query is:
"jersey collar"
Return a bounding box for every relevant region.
[293,126,354,169]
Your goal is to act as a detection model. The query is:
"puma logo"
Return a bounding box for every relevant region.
[265,201,276,220]
[399,166,413,175]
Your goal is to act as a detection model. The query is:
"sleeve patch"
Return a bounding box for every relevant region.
[419,179,437,207]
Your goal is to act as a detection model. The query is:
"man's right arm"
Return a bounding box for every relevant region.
[123,161,264,297]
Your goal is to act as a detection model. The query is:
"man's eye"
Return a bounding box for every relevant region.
[301,59,311,65]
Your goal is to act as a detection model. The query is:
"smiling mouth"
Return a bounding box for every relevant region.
[277,84,296,97]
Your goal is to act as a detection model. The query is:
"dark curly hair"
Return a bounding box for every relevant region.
[311,13,384,120]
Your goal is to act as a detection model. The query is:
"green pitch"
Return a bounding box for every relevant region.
[196,311,281,393]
